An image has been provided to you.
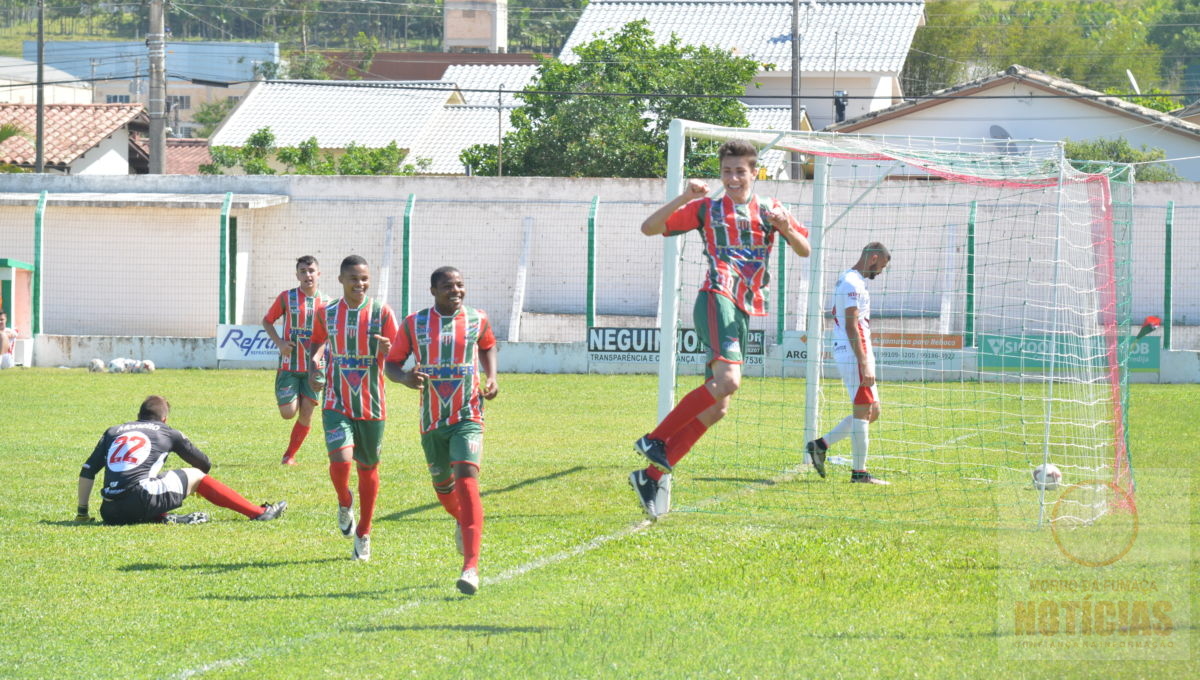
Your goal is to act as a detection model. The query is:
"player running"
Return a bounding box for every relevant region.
[806,242,892,484]
[75,395,286,525]
[0,310,16,369]
[631,139,811,519]
[308,255,399,562]
[386,266,498,595]
[262,255,328,465]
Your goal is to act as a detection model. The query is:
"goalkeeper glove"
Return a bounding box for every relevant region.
[74,505,94,523]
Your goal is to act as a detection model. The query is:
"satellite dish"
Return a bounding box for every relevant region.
[989,124,1012,139]
[988,124,1020,155]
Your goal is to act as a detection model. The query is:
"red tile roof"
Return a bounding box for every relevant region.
[166,138,213,175]
[0,104,147,167]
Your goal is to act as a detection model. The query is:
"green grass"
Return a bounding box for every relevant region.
[0,370,1195,678]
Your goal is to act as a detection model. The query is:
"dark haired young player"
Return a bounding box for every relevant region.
[262,255,327,465]
[631,139,811,519]
[75,395,286,525]
[386,266,498,595]
[308,255,399,562]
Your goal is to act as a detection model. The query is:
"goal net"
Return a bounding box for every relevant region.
[657,119,1135,528]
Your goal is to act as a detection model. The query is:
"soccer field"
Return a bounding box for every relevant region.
[1,369,1195,679]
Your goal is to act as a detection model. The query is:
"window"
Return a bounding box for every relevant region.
[226,95,241,105]
[166,95,191,110]
[105,94,131,104]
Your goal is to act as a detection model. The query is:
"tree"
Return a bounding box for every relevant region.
[460,20,762,178]
[1064,136,1181,181]
[0,123,30,173]
[905,1,1167,97]
[1102,87,1183,113]
[192,99,235,139]
[201,127,430,176]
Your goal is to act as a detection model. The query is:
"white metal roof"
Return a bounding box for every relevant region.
[209,80,463,148]
[0,56,88,88]
[441,64,539,106]
[406,105,517,175]
[560,0,925,72]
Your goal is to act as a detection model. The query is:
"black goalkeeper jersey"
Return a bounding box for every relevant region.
[80,420,211,499]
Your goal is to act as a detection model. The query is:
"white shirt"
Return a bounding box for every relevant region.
[831,268,871,349]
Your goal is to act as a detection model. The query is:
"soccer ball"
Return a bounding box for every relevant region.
[88,358,106,373]
[108,357,131,373]
[1032,463,1062,491]
[138,359,156,374]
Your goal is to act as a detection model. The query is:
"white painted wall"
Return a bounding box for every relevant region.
[749,72,895,131]
[0,174,1196,358]
[69,131,131,175]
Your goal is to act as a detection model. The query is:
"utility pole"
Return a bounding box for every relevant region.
[789,0,802,180]
[148,0,167,174]
[35,0,45,173]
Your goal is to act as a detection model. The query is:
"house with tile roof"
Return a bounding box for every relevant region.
[208,80,465,171]
[827,64,1200,181]
[0,103,149,174]
[559,0,926,131]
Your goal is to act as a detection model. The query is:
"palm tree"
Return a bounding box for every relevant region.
[0,123,31,173]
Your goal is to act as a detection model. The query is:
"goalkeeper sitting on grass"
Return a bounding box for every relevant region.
[630,139,811,520]
[75,395,287,525]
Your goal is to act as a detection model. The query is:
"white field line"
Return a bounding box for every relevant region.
[171,463,804,678]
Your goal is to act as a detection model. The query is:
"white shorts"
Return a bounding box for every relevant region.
[0,353,13,369]
[833,343,879,406]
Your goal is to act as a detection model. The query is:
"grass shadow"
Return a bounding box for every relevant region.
[120,557,343,573]
[379,465,587,522]
[691,476,778,486]
[200,585,438,602]
[355,623,552,635]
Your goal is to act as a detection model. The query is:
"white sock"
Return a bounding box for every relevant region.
[851,418,870,470]
[822,416,855,446]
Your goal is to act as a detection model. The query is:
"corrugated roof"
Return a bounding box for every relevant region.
[0,57,88,88]
[561,0,925,72]
[406,105,517,175]
[441,64,540,105]
[209,80,463,148]
[0,103,146,166]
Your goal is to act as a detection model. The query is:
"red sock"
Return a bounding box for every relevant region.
[284,422,310,457]
[649,384,716,442]
[329,460,353,508]
[435,483,462,521]
[455,475,483,570]
[195,476,264,518]
[646,419,709,482]
[356,464,379,537]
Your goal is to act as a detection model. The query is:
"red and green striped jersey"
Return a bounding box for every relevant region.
[664,195,808,317]
[263,287,327,372]
[310,296,399,421]
[387,306,496,434]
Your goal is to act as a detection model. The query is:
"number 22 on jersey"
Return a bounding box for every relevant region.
[107,432,150,471]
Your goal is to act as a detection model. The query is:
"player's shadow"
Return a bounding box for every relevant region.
[379,465,587,521]
[355,623,552,635]
[691,476,779,486]
[201,585,437,602]
[119,557,342,573]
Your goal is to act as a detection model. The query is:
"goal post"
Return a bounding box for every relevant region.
[657,119,1135,527]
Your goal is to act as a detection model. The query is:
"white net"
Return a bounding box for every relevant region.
[661,121,1135,528]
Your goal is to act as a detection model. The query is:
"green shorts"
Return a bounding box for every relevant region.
[322,410,386,466]
[275,369,320,406]
[694,291,749,378]
[420,420,484,485]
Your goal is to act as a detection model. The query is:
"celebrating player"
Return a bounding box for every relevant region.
[308,255,399,562]
[262,255,327,465]
[75,395,286,525]
[631,140,811,519]
[806,242,892,484]
[386,266,498,596]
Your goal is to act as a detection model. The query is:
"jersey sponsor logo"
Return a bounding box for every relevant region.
[106,431,151,472]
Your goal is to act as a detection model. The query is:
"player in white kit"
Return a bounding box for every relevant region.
[806,243,891,484]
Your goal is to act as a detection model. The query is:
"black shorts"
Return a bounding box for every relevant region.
[99,470,189,525]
